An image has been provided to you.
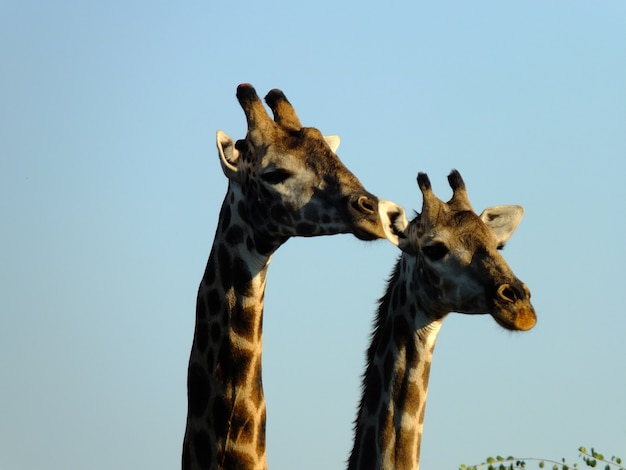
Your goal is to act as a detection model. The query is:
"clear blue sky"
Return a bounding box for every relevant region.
[1,1,625,469]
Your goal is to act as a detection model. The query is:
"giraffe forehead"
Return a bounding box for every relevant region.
[267,135,339,168]
[420,211,497,245]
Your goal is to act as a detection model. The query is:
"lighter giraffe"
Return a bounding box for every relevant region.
[348,170,537,470]
[182,84,403,470]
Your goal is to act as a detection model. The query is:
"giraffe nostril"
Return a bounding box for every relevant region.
[497,284,522,303]
[356,196,377,214]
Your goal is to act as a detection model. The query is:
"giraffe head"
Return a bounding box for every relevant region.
[216,84,401,249]
[381,169,536,331]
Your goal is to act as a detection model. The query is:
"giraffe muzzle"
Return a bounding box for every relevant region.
[493,282,536,331]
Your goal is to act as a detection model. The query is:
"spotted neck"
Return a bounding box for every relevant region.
[183,186,279,470]
[348,255,444,470]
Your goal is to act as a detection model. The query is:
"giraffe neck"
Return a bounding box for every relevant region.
[348,255,444,470]
[183,186,281,470]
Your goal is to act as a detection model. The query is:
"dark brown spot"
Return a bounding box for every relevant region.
[380,323,392,354]
[364,367,382,414]
[204,255,216,286]
[231,304,257,342]
[232,256,252,295]
[382,351,394,390]
[187,363,210,417]
[238,200,247,219]
[217,246,231,286]
[391,286,399,311]
[195,321,209,353]
[400,378,421,417]
[220,205,231,230]
[191,429,212,468]
[398,284,407,307]
[195,295,208,321]
[225,225,245,245]
[303,204,320,222]
[211,394,229,438]
[296,222,316,235]
[254,234,274,255]
[359,426,377,470]
[217,343,253,385]
[393,315,410,349]
[259,185,272,200]
[206,288,221,313]
[270,204,290,223]
[246,236,254,250]
[206,348,214,369]
[210,320,222,343]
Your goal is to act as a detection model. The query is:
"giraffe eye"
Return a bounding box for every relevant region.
[422,242,449,261]
[261,169,292,185]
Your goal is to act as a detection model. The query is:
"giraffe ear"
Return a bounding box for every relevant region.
[323,135,340,153]
[216,130,241,181]
[378,200,410,247]
[479,205,524,246]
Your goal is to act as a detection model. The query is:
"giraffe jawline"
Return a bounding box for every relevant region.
[350,220,388,241]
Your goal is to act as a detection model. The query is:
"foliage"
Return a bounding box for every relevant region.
[459,447,624,470]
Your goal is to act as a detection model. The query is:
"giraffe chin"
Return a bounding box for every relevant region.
[491,305,537,332]
[351,222,388,241]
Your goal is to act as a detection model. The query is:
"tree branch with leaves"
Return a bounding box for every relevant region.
[460,446,624,470]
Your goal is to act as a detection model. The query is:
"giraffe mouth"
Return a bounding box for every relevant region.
[351,223,387,241]
[491,304,537,331]
[376,199,409,246]
[488,281,536,331]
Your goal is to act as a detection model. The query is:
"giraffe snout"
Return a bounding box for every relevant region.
[493,282,536,331]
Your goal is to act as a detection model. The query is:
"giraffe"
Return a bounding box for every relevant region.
[182,84,404,470]
[348,170,537,470]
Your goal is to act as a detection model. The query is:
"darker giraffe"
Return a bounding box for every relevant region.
[348,170,536,470]
[182,84,403,470]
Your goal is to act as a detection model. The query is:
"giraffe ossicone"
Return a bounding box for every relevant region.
[349,169,536,470]
[183,84,404,470]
